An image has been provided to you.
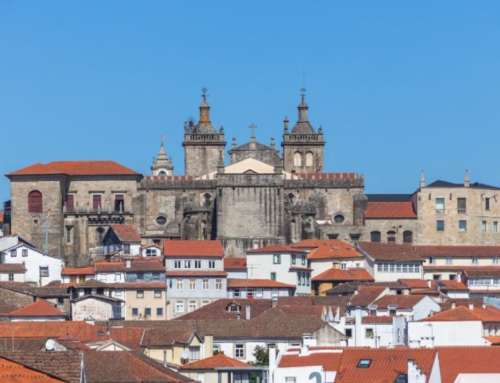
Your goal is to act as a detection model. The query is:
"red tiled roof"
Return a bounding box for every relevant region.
[398,279,434,289]
[485,336,500,345]
[373,295,425,310]
[61,266,95,276]
[164,240,224,258]
[361,315,393,324]
[349,285,387,307]
[175,299,272,320]
[0,212,3,224]
[357,242,424,262]
[424,305,500,323]
[312,268,373,282]
[438,280,468,291]
[7,300,65,318]
[307,242,362,260]
[438,347,500,383]
[94,259,164,273]
[365,201,417,219]
[0,357,64,383]
[0,322,107,343]
[224,257,247,270]
[181,352,250,370]
[279,351,343,371]
[7,161,138,177]
[0,264,26,273]
[246,244,306,254]
[292,239,348,250]
[417,245,500,258]
[227,279,294,289]
[165,270,227,277]
[110,224,141,242]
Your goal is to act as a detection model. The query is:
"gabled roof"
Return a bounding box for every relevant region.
[224,257,247,270]
[278,351,343,372]
[0,355,64,382]
[61,266,95,276]
[7,161,139,177]
[307,242,362,260]
[164,240,224,258]
[357,242,424,262]
[7,300,65,318]
[312,268,373,282]
[349,285,387,307]
[372,294,425,310]
[180,352,251,370]
[437,347,500,383]
[423,305,500,323]
[227,279,295,289]
[109,224,141,243]
[364,201,417,219]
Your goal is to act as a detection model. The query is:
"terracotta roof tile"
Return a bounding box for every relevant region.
[110,224,141,242]
[398,279,433,289]
[95,259,164,273]
[227,278,295,289]
[424,305,500,323]
[247,244,306,254]
[0,263,26,273]
[437,347,500,383]
[164,240,224,258]
[357,242,424,262]
[372,295,425,310]
[0,356,64,382]
[7,300,65,318]
[365,201,417,219]
[349,285,387,307]
[307,242,362,260]
[0,322,107,343]
[312,268,373,282]
[224,257,247,270]
[7,161,138,177]
[61,266,95,276]
[181,352,250,370]
[438,280,468,291]
[278,351,343,371]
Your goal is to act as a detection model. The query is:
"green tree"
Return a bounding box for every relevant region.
[252,345,269,366]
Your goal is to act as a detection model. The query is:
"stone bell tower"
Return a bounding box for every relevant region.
[151,138,174,176]
[282,89,325,174]
[183,89,226,177]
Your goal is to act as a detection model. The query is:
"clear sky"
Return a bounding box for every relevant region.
[1,1,500,203]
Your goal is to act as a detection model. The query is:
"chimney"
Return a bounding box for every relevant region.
[419,170,426,189]
[271,296,278,308]
[126,260,131,269]
[451,302,456,309]
[245,304,251,320]
[427,280,432,288]
[268,345,277,379]
[468,303,474,310]
[464,170,470,188]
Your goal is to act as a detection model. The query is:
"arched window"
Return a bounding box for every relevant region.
[370,231,381,242]
[293,152,302,167]
[28,190,43,213]
[387,231,396,243]
[305,152,314,167]
[403,230,413,243]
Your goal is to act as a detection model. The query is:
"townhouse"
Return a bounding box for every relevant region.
[227,278,295,299]
[246,244,311,295]
[164,240,227,318]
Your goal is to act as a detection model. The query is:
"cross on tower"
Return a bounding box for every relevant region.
[201,87,208,101]
[300,87,307,103]
[249,123,257,138]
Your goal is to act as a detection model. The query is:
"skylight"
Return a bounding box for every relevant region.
[357,359,372,368]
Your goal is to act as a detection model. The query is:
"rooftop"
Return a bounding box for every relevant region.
[109,224,141,243]
[364,200,417,219]
[164,240,224,258]
[227,278,295,289]
[181,352,251,370]
[7,160,139,177]
[6,300,65,318]
[312,268,373,282]
[307,241,362,260]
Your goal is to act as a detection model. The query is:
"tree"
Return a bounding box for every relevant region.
[252,345,269,366]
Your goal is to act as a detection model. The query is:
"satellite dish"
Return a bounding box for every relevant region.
[45,339,56,351]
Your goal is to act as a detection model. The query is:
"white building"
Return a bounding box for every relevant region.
[224,257,247,279]
[227,279,295,299]
[0,236,63,285]
[246,245,311,295]
[370,294,440,321]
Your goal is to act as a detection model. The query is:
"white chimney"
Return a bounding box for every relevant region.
[245,304,251,320]
[468,303,474,310]
[451,302,456,309]
[464,170,470,188]
[126,259,131,269]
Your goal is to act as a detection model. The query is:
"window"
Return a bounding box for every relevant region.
[136,289,144,298]
[156,307,163,316]
[481,220,487,233]
[21,248,28,257]
[114,194,124,212]
[301,255,306,266]
[39,266,49,277]
[132,308,139,317]
[188,300,197,312]
[195,260,201,268]
[293,152,302,167]
[189,279,196,290]
[233,289,241,297]
[123,244,130,254]
[485,197,491,211]
[459,220,467,233]
[370,231,381,243]
[345,328,352,338]
[403,230,413,244]
[10,249,16,257]
[493,221,499,233]
[270,272,276,281]
[189,346,201,361]
[184,260,191,268]
[8,273,14,281]
[175,301,185,313]
[334,214,345,224]
[291,254,296,265]
[65,194,74,212]
[436,220,445,232]
[176,279,183,289]
[457,197,466,213]
[472,257,479,265]
[154,289,162,298]
[273,254,281,264]
[285,378,297,383]
[357,359,372,368]
[155,216,167,225]
[203,279,209,289]
[92,194,102,211]
[387,231,396,243]
[446,257,453,265]
[235,344,245,359]
[144,307,151,317]
[216,279,222,290]
[435,197,445,212]
[208,260,216,269]
[65,226,73,244]
[145,248,157,257]
[28,190,43,213]
[174,260,181,269]
[305,152,314,167]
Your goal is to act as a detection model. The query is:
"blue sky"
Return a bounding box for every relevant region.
[1,1,500,202]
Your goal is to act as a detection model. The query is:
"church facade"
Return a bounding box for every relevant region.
[6,91,500,266]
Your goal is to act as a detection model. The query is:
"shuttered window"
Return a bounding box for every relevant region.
[92,194,102,210]
[28,190,43,213]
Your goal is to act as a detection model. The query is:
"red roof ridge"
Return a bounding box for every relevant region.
[181,352,250,370]
[7,299,65,317]
[7,160,139,177]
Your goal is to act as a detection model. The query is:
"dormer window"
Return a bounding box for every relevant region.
[226,303,241,313]
[357,359,372,368]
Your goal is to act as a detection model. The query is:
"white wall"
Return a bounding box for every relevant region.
[227,287,292,299]
[0,272,24,282]
[408,321,488,347]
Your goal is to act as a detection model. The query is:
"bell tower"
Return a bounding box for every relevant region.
[183,89,226,177]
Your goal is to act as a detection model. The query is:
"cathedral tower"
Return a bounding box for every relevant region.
[183,89,226,177]
[151,138,174,176]
[282,90,325,173]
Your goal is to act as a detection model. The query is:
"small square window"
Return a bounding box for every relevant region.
[132,308,139,317]
[144,307,151,317]
[8,273,14,281]
[436,220,445,232]
[10,250,16,258]
[21,249,28,257]
[154,289,162,298]
[273,254,281,264]
[136,289,144,298]
[458,220,467,232]
[357,359,372,368]
[156,307,164,316]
